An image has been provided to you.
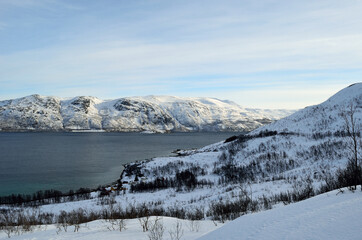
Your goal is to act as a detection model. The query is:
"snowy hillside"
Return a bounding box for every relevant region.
[0,95,63,131]
[0,95,295,132]
[198,189,362,240]
[254,83,362,134]
[113,83,361,220]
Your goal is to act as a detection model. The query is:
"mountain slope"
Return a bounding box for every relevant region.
[254,83,362,134]
[198,189,362,240]
[115,83,361,218]
[0,95,63,131]
[0,95,295,132]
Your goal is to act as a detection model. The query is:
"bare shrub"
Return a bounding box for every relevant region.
[70,208,91,232]
[138,203,152,232]
[185,208,204,220]
[148,216,164,240]
[16,209,38,233]
[107,219,127,232]
[261,195,272,210]
[139,216,151,232]
[291,178,315,202]
[118,219,127,232]
[1,207,54,237]
[341,101,362,190]
[207,189,258,222]
[0,210,15,238]
[169,220,184,240]
[336,165,362,190]
[3,226,15,238]
[56,210,69,233]
[186,219,200,232]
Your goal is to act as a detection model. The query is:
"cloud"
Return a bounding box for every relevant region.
[2,33,362,83]
[1,0,362,108]
[205,82,355,109]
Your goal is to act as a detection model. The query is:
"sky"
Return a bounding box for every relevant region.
[0,0,361,109]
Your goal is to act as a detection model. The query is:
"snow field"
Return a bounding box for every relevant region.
[198,188,362,240]
[0,216,223,240]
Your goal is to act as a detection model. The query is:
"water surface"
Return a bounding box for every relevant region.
[0,132,239,196]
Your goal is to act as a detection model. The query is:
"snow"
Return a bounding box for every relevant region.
[198,188,362,240]
[1,190,360,240]
[0,94,295,132]
[0,217,223,240]
[253,83,362,134]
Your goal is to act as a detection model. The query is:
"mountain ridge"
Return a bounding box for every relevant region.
[0,94,295,132]
[251,83,362,135]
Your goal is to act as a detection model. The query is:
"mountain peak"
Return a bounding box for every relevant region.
[324,82,362,106]
[253,83,362,134]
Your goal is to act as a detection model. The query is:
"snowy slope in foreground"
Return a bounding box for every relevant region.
[0,217,222,240]
[1,189,360,240]
[0,95,295,132]
[199,189,362,240]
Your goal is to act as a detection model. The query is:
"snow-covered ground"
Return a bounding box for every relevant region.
[198,188,362,240]
[0,217,222,240]
[1,188,360,240]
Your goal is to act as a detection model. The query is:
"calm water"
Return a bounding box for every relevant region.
[0,132,239,196]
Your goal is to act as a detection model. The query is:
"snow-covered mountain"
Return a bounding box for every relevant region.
[254,83,362,134]
[115,83,361,218]
[0,95,295,132]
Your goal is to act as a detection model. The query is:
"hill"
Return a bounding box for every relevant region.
[116,83,361,219]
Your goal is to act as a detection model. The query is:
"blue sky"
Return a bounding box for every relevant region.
[0,0,361,109]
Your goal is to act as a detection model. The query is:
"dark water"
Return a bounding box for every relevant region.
[0,132,239,196]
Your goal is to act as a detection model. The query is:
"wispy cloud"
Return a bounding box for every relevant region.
[2,34,361,82]
[0,0,361,108]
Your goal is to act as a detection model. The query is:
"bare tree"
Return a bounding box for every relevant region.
[169,220,184,240]
[139,216,151,232]
[0,210,15,238]
[118,219,127,232]
[138,203,151,232]
[56,210,69,233]
[342,102,362,190]
[186,220,200,232]
[148,217,164,240]
[107,219,127,232]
